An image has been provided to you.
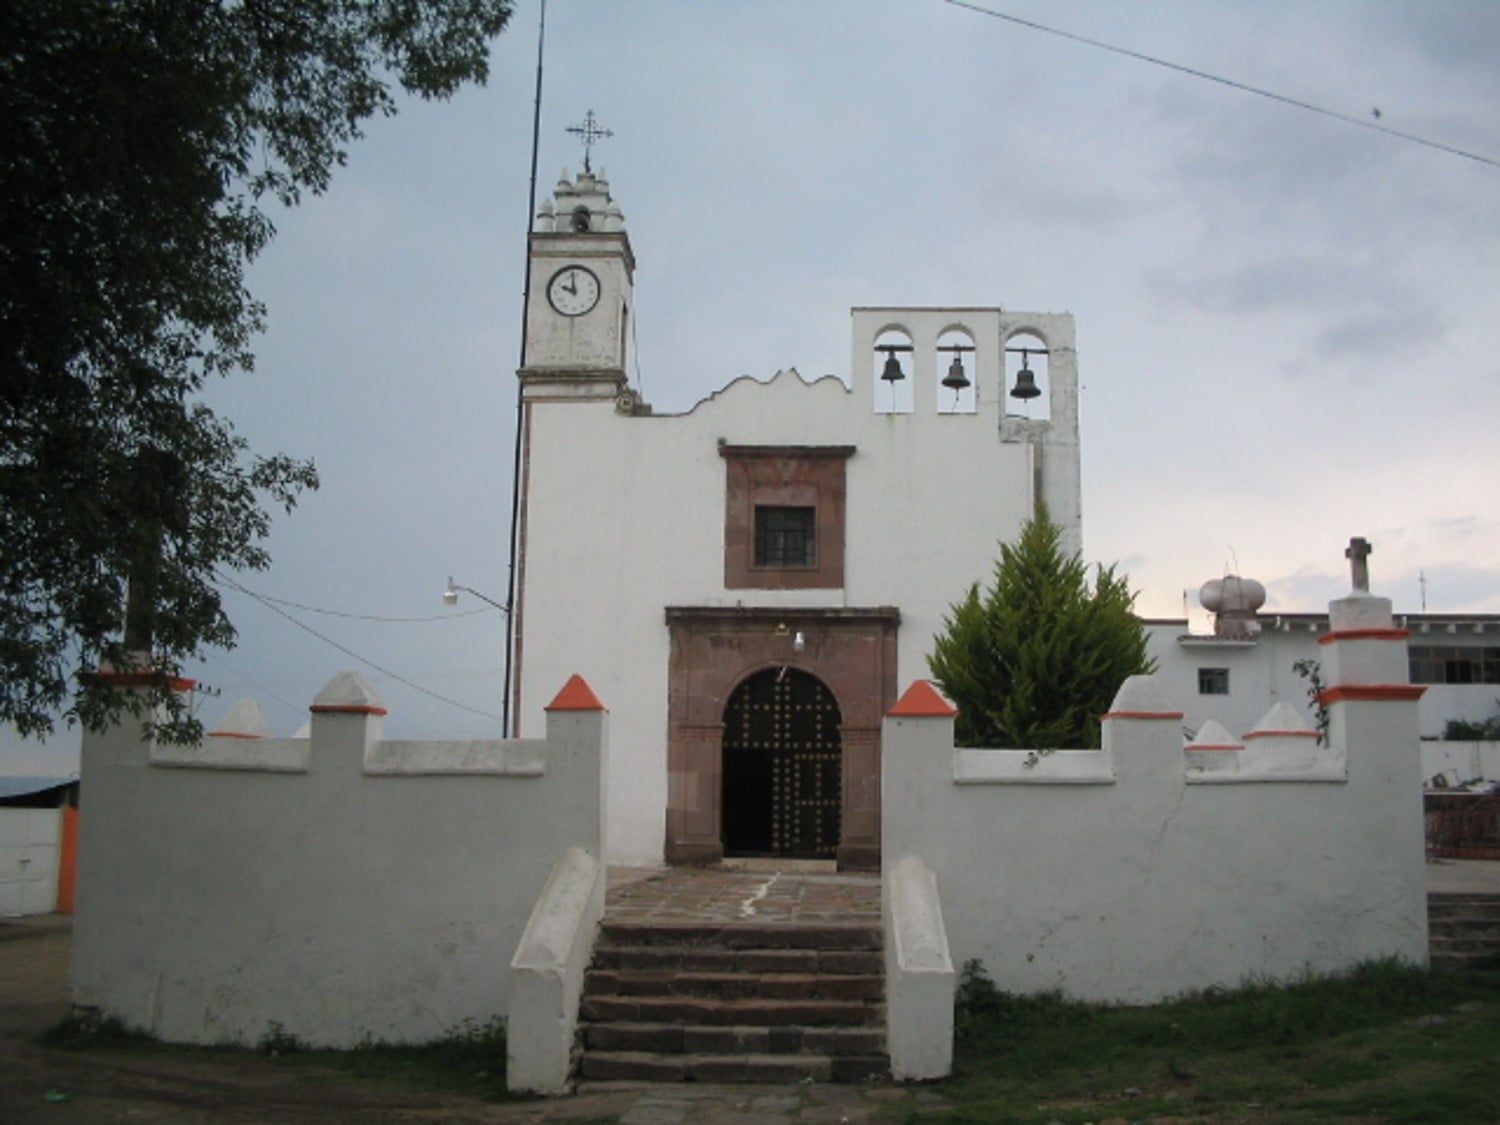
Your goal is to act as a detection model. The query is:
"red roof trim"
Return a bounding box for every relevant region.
[84,670,197,693]
[888,681,956,718]
[309,703,390,716]
[1244,728,1319,741]
[1320,684,1425,704]
[546,674,606,712]
[1318,628,1410,646]
[1102,710,1185,721]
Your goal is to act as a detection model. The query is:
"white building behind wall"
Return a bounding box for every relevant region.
[513,171,1081,867]
[1146,575,1500,780]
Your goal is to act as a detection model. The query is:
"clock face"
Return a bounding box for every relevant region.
[547,266,601,316]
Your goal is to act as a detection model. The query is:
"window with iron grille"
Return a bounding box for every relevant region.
[1198,667,1230,695]
[754,506,815,567]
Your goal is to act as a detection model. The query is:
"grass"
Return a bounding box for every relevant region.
[41,1010,514,1103]
[41,963,1500,1121]
[277,1017,512,1102]
[911,958,1500,1123]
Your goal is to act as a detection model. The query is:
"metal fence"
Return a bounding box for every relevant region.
[1426,792,1500,858]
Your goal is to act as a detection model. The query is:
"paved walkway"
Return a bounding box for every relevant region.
[606,864,881,926]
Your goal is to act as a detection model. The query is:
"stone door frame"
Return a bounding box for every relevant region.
[665,605,900,870]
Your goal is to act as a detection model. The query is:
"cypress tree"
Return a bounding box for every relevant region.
[929,505,1154,749]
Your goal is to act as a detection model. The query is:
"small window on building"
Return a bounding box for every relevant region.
[754,506,815,568]
[1198,667,1230,695]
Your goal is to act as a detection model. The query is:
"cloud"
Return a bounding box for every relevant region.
[1373,2,1500,78]
[1310,305,1444,362]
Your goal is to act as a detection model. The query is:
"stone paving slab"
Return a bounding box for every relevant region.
[606,867,881,927]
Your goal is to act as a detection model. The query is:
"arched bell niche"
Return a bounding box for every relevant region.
[872,327,914,415]
[935,327,977,415]
[1004,330,1051,420]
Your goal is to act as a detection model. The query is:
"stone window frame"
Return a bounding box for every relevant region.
[721,445,853,590]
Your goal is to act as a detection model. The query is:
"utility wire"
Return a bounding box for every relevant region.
[216,575,490,622]
[223,577,506,722]
[944,0,1500,170]
[197,650,305,716]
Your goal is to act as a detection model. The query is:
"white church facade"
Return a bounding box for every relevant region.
[512,171,1081,867]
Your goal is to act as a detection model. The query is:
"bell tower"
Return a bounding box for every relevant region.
[519,168,635,397]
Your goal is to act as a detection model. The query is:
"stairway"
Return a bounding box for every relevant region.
[1428,893,1500,970]
[577,917,889,1083]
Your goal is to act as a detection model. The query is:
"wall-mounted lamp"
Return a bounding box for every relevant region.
[877,343,914,382]
[793,631,806,652]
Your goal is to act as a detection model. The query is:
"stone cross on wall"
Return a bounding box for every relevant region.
[1345,536,1373,593]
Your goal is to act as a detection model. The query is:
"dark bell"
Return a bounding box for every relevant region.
[880,353,905,382]
[1010,364,1041,400]
[942,356,970,391]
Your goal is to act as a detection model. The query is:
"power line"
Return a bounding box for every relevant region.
[217,576,491,622]
[197,650,305,716]
[222,576,506,723]
[943,0,1500,170]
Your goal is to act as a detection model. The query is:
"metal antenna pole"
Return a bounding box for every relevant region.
[503,0,547,738]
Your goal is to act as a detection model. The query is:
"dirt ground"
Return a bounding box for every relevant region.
[0,918,511,1122]
[0,916,927,1123]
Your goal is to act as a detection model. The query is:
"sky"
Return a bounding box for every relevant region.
[13,0,1500,753]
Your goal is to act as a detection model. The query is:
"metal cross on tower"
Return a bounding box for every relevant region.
[566,109,613,174]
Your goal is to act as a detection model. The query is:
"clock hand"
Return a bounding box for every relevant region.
[563,274,578,295]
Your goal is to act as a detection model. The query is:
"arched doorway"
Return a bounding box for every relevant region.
[721,668,842,859]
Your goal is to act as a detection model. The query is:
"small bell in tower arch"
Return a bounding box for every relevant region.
[879,348,906,382]
[1010,351,1041,400]
[941,353,970,391]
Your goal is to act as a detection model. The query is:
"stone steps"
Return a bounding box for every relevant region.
[579,1049,884,1084]
[586,968,885,1001]
[576,919,888,1084]
[1429,893,1500,970]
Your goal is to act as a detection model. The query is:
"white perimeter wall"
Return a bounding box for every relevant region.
[1419,684,1500,741]
[884,599,1428,1003]
[1424,740,1500,786]
[71,673,606,1047]
[519,310,1080,865]
[0,808,60,917]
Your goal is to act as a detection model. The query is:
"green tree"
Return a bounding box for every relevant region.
[928,505,1154,749]
[1,0,513,738]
